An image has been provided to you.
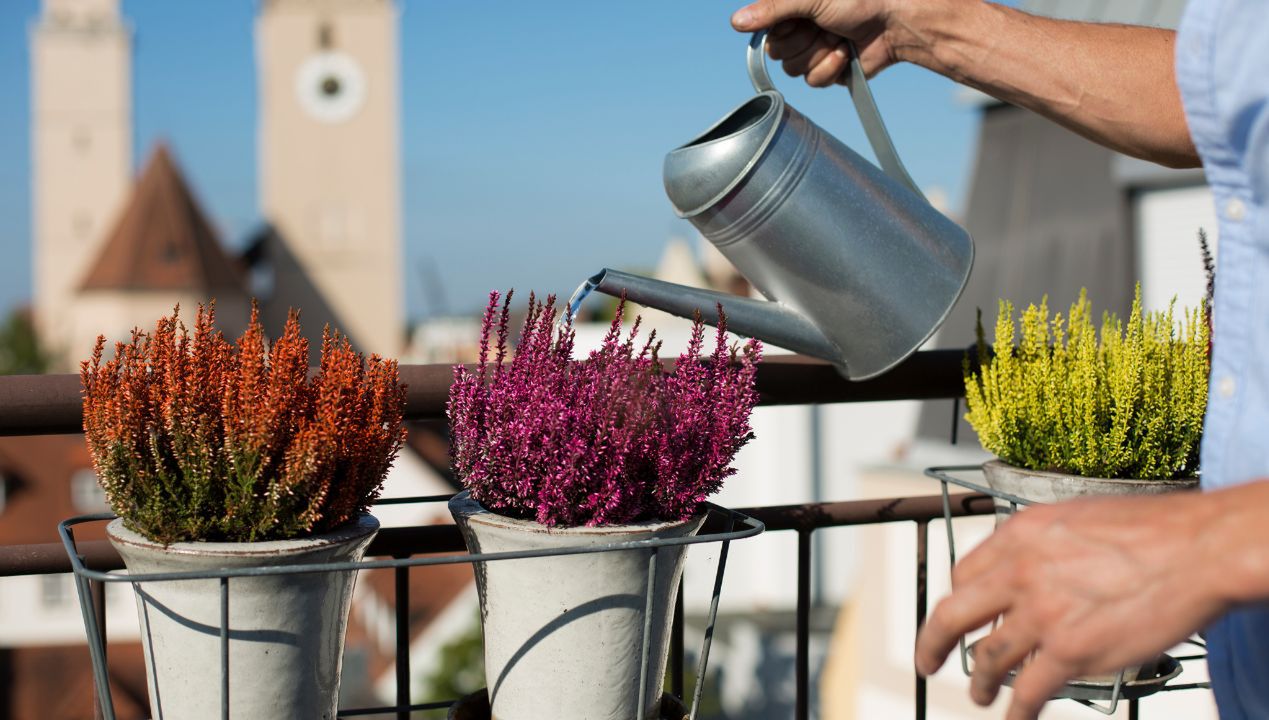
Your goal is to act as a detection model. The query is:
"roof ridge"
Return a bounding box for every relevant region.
[79,143,245,294]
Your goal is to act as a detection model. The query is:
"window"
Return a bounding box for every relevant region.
[71,469,109,512]
[41,574,71,608]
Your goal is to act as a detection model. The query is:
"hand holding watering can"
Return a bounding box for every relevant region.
[587,18,972,380]
[731,0,910,82]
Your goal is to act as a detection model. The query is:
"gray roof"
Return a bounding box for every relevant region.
[1021,0,1186,28]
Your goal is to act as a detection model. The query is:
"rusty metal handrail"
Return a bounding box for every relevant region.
[0,351,969,436]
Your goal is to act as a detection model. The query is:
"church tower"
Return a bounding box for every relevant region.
[255,0,403,356]
[31,0,131,366]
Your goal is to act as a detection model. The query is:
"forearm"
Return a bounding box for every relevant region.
[1206,479,1269,605]
[893,1,1199,168]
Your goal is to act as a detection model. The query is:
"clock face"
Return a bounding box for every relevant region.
[295,52,366,124]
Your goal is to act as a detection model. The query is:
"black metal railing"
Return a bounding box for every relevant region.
[0,352,989,720]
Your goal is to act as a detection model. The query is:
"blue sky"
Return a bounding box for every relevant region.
[0,1,984,321]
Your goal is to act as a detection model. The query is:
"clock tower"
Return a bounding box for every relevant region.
[255,0,402,356]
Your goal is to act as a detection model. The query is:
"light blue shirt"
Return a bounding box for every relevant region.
[1176,1,1269,716]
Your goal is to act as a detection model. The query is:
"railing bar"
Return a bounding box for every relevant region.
[58,507,763,583]
[0,352,973,437]
[395,566,410,720]
[1159,682,1212,692]
[637,548,659,717]
[796,529,811,720]
[337,699,456,716]
[75,570,115,720]
[92,578,108,720]
[221,576,230,720]
[915,521,929,720]
[31,499,982,579]
[690,531,732,720]
[672,577,684,701]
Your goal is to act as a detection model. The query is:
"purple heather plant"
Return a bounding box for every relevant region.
[447,291,762,527]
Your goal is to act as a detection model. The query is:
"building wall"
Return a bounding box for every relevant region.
[66,291,250,366]
[1133,184,1218,313]
[255,0,403,357]
[31,0,132,369]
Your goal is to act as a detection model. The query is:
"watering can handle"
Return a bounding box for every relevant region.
[747,31,924,199]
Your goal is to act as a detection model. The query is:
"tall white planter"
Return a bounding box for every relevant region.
[449,491,703,720]
[106,514,379,720]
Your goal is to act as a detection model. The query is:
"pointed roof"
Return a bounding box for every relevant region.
[80,143,245,293]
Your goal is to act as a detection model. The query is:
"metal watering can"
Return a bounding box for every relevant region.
[587,31,973,380]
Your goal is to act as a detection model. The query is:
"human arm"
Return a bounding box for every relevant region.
[913,480,1269,720]
[731,0,1200,168]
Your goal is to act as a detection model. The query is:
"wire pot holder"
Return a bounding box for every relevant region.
[924,465,1211,715]
[59,495,764,720]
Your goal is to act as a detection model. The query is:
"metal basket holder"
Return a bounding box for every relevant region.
[924,465,1211,715]
[59,495,765,720]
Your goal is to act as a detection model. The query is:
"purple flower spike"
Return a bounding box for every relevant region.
[447,292,762,527]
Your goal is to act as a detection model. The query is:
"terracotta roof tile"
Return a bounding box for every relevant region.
[0,434,102,545]
[3,644,150,720]
[79,143,245,293]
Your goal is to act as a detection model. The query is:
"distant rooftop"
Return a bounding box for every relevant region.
[1021,0,1185,28]
[80,143,244,294]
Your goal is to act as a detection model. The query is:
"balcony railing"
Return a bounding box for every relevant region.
[0,352,1006,719]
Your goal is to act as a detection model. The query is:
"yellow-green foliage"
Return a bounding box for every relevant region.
[964,287,1209,480]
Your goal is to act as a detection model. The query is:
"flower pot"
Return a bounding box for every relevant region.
[106,514,379,720]
[980,460,1197,683]
[982,459,1199,524]
[449,491,703,720]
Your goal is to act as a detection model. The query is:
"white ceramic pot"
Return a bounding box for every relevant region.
[107,514,379,720]
[981,460,1197,683]
[449,491,703,720]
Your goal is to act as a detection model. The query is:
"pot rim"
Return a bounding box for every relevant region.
[983,459,1199,487]
[449,490,705,536]
[105,513,380,557]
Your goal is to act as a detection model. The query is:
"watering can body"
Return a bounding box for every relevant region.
[591,32,972,381]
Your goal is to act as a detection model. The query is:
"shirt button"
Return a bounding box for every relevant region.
[1225,198,1247,222]
[1218,376,1237,399]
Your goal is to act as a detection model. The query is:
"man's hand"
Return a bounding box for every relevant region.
[731,0,901,83]
[915,489,1238,720]
[729,0,1200,167]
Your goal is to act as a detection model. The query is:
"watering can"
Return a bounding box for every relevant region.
[587,31,973,380]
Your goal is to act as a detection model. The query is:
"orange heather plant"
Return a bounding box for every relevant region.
[81,303,406,544]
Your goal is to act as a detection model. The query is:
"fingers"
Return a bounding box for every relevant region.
[805,44,848,86]
[780,31,843,81]
[952,508,1047,588]
[732,0,821,32]
[763,21,850,88]
[1007,652,1075,720]
[765,20,821,62]
[969,618,1037,706]
[915,573,1012,676]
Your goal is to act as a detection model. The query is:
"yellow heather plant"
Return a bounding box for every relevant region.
[965,287,1209,480]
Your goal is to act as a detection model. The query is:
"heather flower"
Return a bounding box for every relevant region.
[80,303,407,543]
[447,291,762,527]
[964,286,1208,480]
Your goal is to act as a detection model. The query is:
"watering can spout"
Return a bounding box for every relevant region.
[588,269,843,367]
